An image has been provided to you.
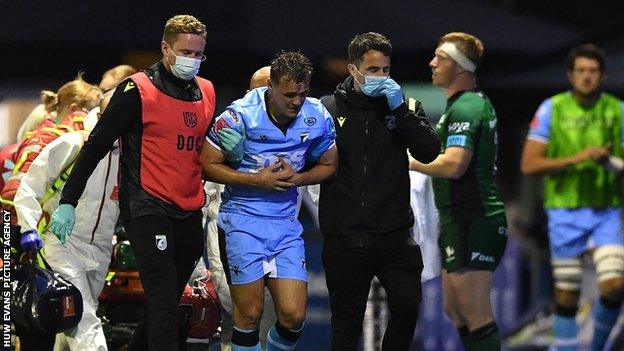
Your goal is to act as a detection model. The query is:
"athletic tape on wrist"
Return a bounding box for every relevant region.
[439,42,477,73]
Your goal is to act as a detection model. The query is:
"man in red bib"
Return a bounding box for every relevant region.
[50,15,217,351]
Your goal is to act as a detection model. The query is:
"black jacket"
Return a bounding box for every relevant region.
[61,62,206,223]
[319,76,440,246]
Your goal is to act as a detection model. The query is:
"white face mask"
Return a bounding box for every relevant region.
[167,46,201,81]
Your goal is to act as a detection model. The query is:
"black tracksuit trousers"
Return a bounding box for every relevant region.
[322,232,423,351]
[124,212,204,351]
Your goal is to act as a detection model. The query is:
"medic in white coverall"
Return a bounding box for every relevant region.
[14,94,120,351]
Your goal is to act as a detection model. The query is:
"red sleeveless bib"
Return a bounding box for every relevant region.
[131,72,215,210]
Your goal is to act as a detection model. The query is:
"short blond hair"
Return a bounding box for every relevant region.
[100,65,137,89]
[162,15,207,45]
[438,32,484,68]
[42,73,102,113]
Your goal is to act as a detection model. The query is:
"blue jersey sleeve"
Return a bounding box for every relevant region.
[307,106,336,163]
[527,99,552,144]
[207,107,245,150]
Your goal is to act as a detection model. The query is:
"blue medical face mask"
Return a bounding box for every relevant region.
[171,55,201,80]
[166,45,202,81]
[350,64,389,97]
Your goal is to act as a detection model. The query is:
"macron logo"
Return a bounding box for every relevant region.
[471,252,495,263]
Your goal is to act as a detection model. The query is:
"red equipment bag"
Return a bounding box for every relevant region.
[179,276,221,339]
[99,270,145,302]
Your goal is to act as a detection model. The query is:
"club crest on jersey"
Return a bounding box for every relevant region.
[300,132,310,143]
[226,109,241,125]
[155,235,167,251]
[183,111,197,128]
[385,115,397,130]
[304,117,317,126]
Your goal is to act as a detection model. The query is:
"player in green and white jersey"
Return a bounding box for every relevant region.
[522,44,624,351]
[411,32,506,351]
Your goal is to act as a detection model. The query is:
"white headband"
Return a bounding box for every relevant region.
[438,42,477,73]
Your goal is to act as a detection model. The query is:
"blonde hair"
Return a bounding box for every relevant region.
[438,32,485,68]
[162,15,207,45]
[41,73,102,113]
[100,65,137,89]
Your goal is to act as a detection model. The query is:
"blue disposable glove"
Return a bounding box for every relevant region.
[218,125,245,162]
[378,78,404,110]
[49,204,76,245]
[20,229,43,251]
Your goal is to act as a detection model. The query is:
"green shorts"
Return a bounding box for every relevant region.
[438,215,508,272]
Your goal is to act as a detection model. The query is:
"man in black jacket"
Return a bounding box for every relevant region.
[319,32,440,351]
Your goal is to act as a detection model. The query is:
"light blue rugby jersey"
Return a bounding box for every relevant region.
[207,87,336,218]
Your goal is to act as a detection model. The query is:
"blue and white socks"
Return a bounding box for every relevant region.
[553,314,578,351]
[267,322,303,351]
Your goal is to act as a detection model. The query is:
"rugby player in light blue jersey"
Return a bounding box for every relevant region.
[202,51,338,351]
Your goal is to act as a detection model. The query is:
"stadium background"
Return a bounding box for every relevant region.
[2,1,623,349]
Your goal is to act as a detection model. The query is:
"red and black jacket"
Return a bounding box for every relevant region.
[61,62,216,223]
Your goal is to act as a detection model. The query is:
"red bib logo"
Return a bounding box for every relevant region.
[183,111,198,128]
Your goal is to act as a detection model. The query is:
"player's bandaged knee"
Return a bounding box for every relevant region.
[552,257,583,290]
[593,245,624,283]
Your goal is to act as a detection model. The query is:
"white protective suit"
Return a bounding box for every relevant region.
[14,121,119,350]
